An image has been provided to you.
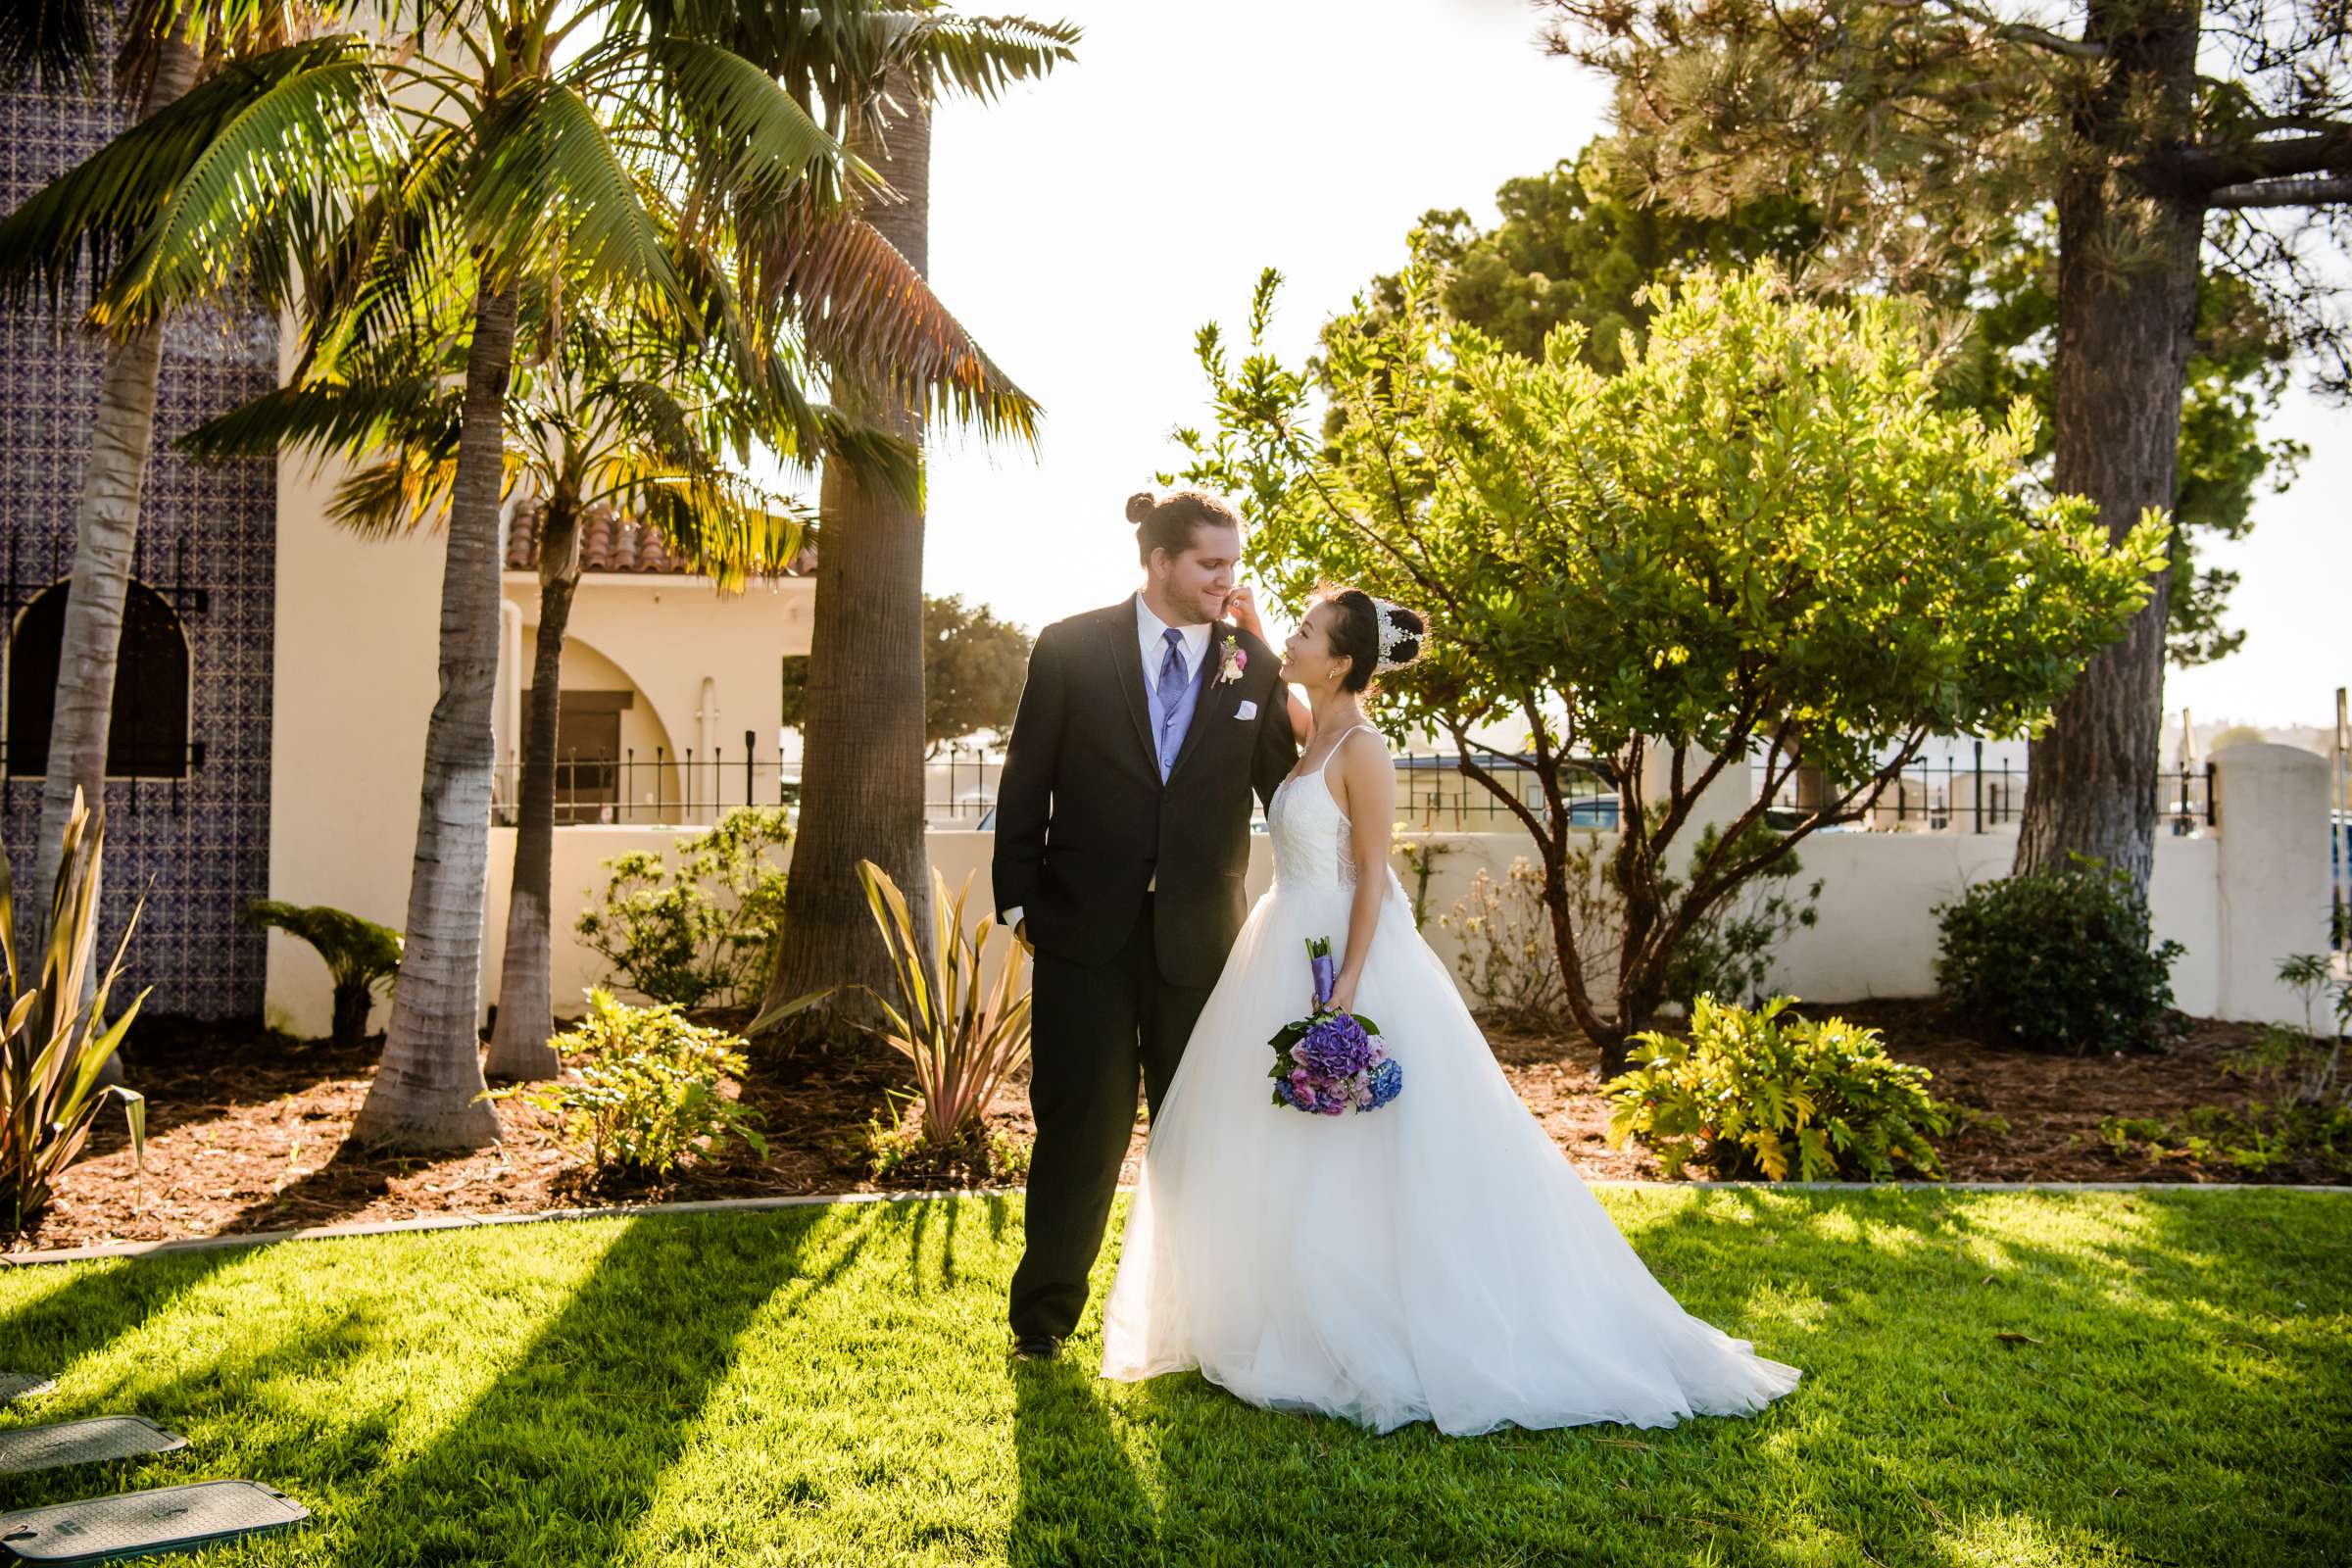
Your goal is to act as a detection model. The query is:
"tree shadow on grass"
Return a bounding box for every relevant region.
[293,1205,874,1566]
[0,1245,249,1411]
[1606,1186,2349,1567]
[1009,1357,1152,1568]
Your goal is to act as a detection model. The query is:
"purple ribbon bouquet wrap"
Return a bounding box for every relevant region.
[1268,937,1403,1115]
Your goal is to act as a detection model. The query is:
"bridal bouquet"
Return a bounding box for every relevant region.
[1268,938,1403,1116]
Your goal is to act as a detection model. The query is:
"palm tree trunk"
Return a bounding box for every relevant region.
[759,85,933,1044]
[24,36,201,984]
[485,509,580,1082]
[2014,0,2202,897]
[350,284,516,1150]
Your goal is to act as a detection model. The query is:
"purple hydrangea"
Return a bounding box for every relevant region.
[1295,1012,1375,1079]
[1267,940,1404,1117]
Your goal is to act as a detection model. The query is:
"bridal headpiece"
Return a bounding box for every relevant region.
[1370,598,1422,675]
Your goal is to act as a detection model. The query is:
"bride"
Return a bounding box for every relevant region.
[1100,586,1802,1436]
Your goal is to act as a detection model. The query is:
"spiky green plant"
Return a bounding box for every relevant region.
[753,860,1031,1156]
[1,792,149,1232]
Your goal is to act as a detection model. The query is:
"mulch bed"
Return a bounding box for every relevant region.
[5,1000,2327,1254]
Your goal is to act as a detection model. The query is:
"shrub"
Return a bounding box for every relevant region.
[862,1090,1034,1183]
[2099,1102,2352,1179]
[1934,858,2185,1053]
[1663,823,1822,1010]
[1439,858,1567,1029]
[1442,831,1819,1030]
[2,794,149,1230]
[491,990,765,1177]
[1393,836,1457,931]
[575,808,791,1008]
[753,861,1032,1165]
[242,900,400,1046]
[1605,995,1949,1181]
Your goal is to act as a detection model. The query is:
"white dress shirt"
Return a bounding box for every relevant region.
[1136,594,1213,690]
[1005,595,1216,932]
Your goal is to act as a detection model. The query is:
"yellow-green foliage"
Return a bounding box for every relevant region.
[1606,995,1948,1181]
[494,990,764,1177]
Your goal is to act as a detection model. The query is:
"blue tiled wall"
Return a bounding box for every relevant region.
[2,49,277,1020]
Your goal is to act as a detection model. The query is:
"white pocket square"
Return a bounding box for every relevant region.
[1235,700,1259,720]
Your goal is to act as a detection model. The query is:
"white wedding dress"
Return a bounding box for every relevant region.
[1100,727,1802,1436]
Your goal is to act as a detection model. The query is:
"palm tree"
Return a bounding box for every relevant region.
[183,290,903,1078]
[12,1,1056,1145]
[7,0,878,1146]
[0,1,299,975]
[734,9,1076,1043]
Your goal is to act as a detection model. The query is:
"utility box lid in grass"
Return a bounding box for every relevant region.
[0,1480,309,1564]
[0,1416,186,1476]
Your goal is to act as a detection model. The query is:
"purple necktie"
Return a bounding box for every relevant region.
[1156,628,1188,773]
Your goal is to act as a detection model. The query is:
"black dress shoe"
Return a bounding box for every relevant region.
[1010,1334,1062,1362]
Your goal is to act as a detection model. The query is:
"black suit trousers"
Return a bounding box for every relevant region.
[1009,894,1208,1343]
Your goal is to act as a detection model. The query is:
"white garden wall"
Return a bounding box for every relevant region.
[269,744,2332,1040]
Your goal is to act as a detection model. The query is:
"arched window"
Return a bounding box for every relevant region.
[6,581,191,778]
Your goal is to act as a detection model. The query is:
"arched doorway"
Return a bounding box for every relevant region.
[6,579,192,777]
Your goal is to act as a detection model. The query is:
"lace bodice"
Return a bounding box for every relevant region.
[1268,725,1400,901]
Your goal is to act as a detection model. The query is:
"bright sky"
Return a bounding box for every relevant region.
[916,0,2346,731]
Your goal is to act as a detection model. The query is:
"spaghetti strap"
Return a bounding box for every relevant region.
[1315,723,1378,783]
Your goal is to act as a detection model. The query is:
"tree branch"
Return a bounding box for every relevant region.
[2209,176,2352,209]
[2153,129,2352,202]
[1994,23,2103,61]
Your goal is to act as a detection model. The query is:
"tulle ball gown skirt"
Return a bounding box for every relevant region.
[1099,878,1802,1437]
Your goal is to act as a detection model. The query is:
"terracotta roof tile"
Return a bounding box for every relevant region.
[505,501,815,577]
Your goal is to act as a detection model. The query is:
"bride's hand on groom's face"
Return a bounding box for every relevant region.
[1223,584,1264,637]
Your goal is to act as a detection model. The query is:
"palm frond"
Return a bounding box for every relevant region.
[176,375,462,465]
[326,449,463,538]
[881,13,1079,106]
[758,212,1038,443]
[0,34,392,323]
[812,403,922,507]
[294,126,474,379]
[0,0,100,91]
[627,470,811,591]
[98,44,399,325]
[468,75,686,317]
[644,33,861,204]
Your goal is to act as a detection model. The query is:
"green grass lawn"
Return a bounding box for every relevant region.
[0,1189,2345,1567]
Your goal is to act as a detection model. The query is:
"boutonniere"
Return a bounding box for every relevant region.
[1216,644,1248,685]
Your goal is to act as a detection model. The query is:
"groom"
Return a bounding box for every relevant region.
[993,490,1298,1360]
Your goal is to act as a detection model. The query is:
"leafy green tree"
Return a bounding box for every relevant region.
[780,593,1032,752]
[921,594,1032,752]
[1536,0,2351,895]
[1172,264,2163,1073]
[1355,145,2303,666]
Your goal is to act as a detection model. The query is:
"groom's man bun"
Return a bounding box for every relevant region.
[1320,586,1427,694]
[1126,489,1243,566]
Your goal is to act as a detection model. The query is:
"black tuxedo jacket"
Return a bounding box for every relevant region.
[992,597,1298,988]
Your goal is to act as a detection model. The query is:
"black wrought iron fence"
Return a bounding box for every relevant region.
[1760,744,2217,835]
[919,746,1618,830]
[471,736,2223,839]
[0,742,209,815]
[490,730,795,827]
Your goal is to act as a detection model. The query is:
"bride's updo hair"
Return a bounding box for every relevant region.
[1318,585,1426,694]
[1125,488,1243,566]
